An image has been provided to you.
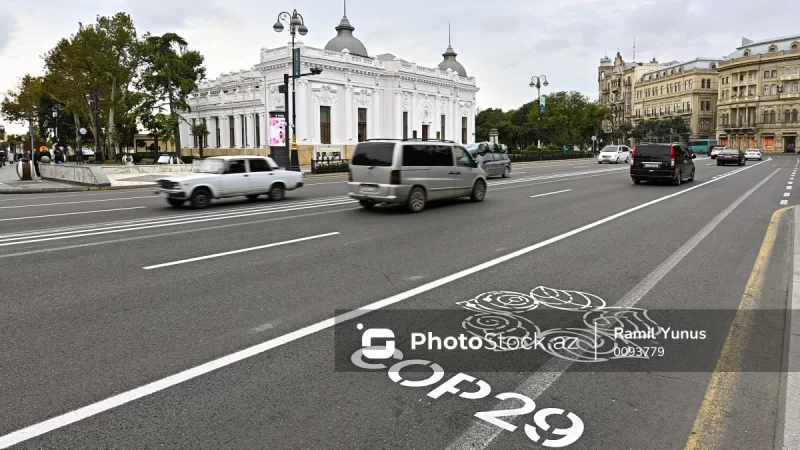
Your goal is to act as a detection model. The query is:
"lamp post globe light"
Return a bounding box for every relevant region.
[529,75,549,154]
[274,9,308,171]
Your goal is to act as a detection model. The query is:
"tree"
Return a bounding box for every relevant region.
[1,75,45,151]
[139,33,206,158]
[191,122,210,158]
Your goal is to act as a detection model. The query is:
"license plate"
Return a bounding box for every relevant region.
[643,163,660,168]
[361,185,378,194]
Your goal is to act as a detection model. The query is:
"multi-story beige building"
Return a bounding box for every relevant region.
[716,35,800,153]
[631,58,722,141]
[598,53,668,142]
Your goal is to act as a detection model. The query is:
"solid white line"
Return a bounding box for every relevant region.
[0,159,771,449]
[530,189,572,199]
[0,200,354,248]
[0,207,146,222]
[142,232,339,269]
[445,166,780,450]
[781,200,789,205]
[0,196,153,210]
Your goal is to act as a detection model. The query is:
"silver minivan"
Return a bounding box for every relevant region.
[347,140,488,213]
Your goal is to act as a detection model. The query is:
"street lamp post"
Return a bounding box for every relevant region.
[529,75,549,159]
[611,113,616,145]
[274,10,308,171]
[86,90,105,163]
[51,104,64,145]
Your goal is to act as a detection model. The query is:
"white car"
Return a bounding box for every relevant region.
[744,148,763,160]
[156,156,304,208]
[710,147,725,159]
[597,145,631,164]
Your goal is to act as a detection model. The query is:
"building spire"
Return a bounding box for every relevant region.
[336,0,354,31]
[633,36,636,63]
[449,22,451,47]
[344,0,346,16]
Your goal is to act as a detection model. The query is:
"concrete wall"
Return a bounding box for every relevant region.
[39,164,111,187]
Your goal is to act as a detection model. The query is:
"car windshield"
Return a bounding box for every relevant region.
[195,159,225,173]
[601,146,618,152]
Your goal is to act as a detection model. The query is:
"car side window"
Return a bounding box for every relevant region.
[455,147,473,167]
[433,145,455,166]
[402,144,434,166]
[248,158,271,172]
[224,160,246,174]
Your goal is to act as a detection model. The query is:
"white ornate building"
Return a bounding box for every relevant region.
[179,7,479,165]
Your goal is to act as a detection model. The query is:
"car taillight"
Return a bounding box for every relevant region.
[390,170,401,185]
[630,149,635,168]
[670,147,676,168]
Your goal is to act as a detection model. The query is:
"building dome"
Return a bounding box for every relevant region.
[324,4,369,58]
[438,24,467,77]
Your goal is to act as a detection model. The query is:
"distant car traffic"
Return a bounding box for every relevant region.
[744,148,763,160]
[630,143,696,185]
[710,147,725,159]
[348,140,487,213]
[597,145,631,164]
[717,149,746,166]
[156,156,304,208]
[479,152,512,178]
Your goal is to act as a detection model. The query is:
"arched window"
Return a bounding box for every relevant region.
[786,110,792,123]
[770,110,777,123]
[793,42,800,51]
[764,110,770,124]
[794,109,799,123]
[769,45,778,53]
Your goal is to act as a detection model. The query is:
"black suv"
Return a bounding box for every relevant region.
[630,143,696,185]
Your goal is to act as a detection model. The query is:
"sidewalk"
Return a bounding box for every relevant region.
[780,205,800,449]
[0,162,89,193]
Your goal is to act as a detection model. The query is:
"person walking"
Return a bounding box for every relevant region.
[75,148,83,165]
[0,150,6,168]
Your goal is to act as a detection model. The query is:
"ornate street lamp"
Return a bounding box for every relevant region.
[530,75,549,156]
[274,9,308,171]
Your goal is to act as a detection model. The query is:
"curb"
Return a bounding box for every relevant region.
[779,206,800,450]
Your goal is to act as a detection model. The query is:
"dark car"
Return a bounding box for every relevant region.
[717,148,746,166]
[630,143,696,185]
[479,152,512,178]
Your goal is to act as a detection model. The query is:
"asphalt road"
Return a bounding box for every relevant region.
[0,156,797,449]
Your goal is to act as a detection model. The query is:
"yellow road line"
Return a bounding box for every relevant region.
[685,206,792,450]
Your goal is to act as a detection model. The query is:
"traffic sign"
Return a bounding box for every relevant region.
[591,135,597,141]
[293,48,301,77]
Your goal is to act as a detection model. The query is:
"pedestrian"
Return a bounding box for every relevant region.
[76,148,83,165]
[32,150,41,177]
[0,150,5,167]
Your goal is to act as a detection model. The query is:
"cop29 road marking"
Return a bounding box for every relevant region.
[0,158,770,449]
[142,232,339,269]
[446,165,779,450]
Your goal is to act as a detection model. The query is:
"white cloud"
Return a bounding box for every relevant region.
[2,0,799,133]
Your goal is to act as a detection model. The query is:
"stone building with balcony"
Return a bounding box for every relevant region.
[716,35,800,153]
[631,57,722,141]
[598,52,669,143]
[179,6,479,167]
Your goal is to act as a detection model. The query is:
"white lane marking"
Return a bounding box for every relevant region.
[781,200,789,205]
[0,196,350,241]
[0,199,353,248]
[788,186,793,190]
[305,181,347,185]
[491,172,620,192]
[707,163,713,166]
[249,320,282,334]
[142,232,339,270]
[0,207,146,222]
[0,196,153,210]
[489,167,626,186]
[0,160,770,449]
[574,166,589,168]
[790,182,794,185]
[0,208,358,260]
[446,167,780,450]
[515,172,526,174]
[785,193,792,197]
[530,189,572,199]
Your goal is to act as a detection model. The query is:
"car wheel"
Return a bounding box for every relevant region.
[167,198,184,207]
[359,199,376,209]
[615,157,619,164]
[190,188,211,209]
[673,171,682,186]
[246,194,260,201]
[717,161,722,166]
[470,179,487,202]
[268,183,285,201]
[598,161,603,164]
[688,169,695,182]
[633,179,641,185]
[407,186,426,213]
[742,160,746,166]
[502,166,510,178]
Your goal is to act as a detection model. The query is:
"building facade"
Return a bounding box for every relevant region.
[180,9,479,166]
[631,58,722,140]
[716,35,800,153]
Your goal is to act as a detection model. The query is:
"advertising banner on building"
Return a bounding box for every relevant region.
[314,145,344,160]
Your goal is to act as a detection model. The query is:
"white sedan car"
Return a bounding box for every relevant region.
[744,149,763,160]
[156,156,304,208]
[710,147,725,159]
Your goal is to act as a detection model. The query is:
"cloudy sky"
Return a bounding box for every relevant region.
[2,0,799,133]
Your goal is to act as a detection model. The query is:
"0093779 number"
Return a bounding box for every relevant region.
[352,346,585,448]
[613,346,665,358]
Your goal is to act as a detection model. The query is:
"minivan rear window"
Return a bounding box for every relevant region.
[351,143,395,166]
[634,145,671,157]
